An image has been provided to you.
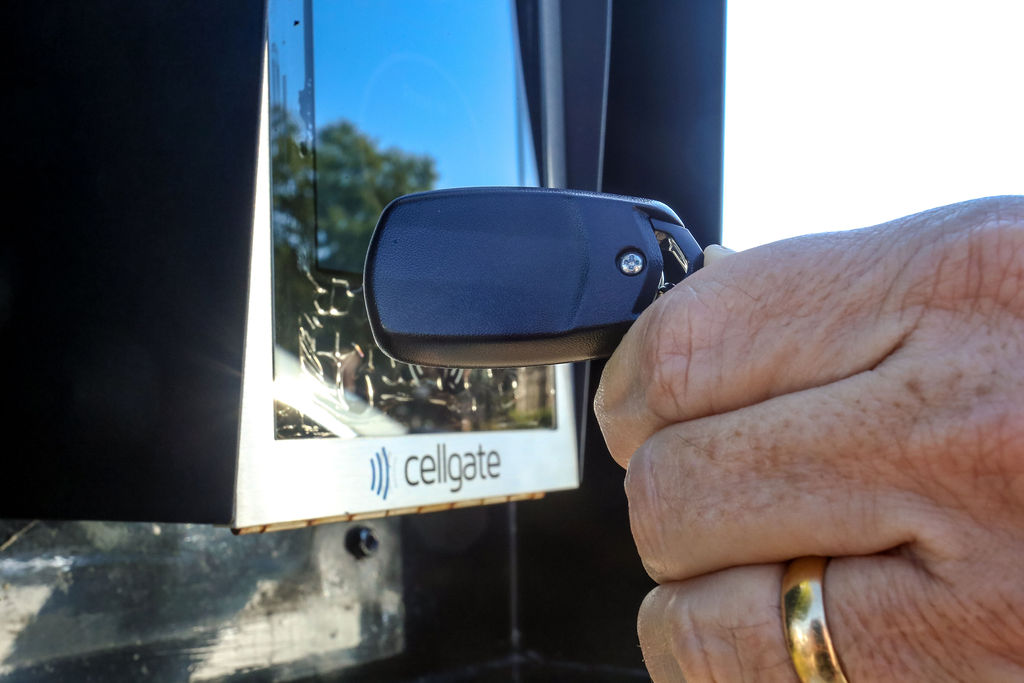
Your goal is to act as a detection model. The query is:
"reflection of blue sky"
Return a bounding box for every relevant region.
[312,0,534,188]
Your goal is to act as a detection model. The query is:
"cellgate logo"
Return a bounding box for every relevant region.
[370,444,503,501]
[369,447,391,500]
[404,444,501,493]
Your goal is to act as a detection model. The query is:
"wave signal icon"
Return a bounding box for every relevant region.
[370,448,391,500]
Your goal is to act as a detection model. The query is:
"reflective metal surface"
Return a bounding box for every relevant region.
[269,0,554,440]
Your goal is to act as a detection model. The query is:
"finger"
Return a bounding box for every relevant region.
[595,199,1013,468]
[700,243,735,267]
[624,361,959,584]
[643,557,1011,683]
[640,556,995,683]
[638,564,794,682]
[623,286,1024,585]
[596,221,914,467]
[825,555,1024,681]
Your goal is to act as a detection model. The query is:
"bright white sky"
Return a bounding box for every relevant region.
[722,0,1024,251]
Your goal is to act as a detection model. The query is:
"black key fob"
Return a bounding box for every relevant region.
[364,187,703,367]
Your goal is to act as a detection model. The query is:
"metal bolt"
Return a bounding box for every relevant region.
[618,250,645,275]
[346,525,379,559]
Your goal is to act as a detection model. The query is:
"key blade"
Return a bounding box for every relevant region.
[364,187,683,368]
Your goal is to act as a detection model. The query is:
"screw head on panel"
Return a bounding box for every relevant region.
[346,525,379,559]
[618,250,645,276]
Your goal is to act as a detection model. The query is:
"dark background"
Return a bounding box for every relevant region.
[1,0,723,679]
[2,2,264,523]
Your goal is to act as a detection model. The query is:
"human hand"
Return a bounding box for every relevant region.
[594,196,1024,681]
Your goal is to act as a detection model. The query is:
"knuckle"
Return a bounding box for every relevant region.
[672,627,792,683]
[637,584,670,635]
[592,378,611,432]
[625,431,714,583]
[593,345,640,465]
[625,447,675,582]
[641,291,703,422]
[626,429,719,583]
[642,582,795,683]
[903,196,1024,314]
[963,198,1024,306]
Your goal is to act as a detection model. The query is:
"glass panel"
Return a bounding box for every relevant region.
[270,0,553,440]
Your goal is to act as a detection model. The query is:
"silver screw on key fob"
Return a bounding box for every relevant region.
[363,187,703,368]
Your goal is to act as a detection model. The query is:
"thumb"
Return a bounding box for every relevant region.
[700,243,736,267]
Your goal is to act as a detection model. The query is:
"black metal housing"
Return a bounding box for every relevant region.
[1,0,725,678]
[2,1,265,523]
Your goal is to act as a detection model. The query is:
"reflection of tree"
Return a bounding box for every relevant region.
[270,108,553,437]
[315,121,437,274]
[270,107,436,362]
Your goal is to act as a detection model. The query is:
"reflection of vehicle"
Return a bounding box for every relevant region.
[4,1,723,679]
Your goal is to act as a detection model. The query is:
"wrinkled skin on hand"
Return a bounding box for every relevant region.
[594,197,1024,682]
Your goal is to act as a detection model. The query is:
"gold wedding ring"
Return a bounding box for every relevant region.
[780,556,850,683]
